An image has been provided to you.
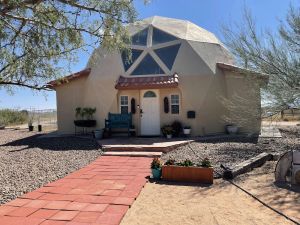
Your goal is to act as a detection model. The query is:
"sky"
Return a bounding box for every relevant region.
[0,0,298,110]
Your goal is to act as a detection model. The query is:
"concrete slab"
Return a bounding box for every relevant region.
[98,138,194,153]
[103,151,162,157]
[260,126,282,138]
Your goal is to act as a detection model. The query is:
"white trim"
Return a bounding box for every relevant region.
[120,95,129,113]
[147,25,153,47]
[124,50,147,76]
[149,51,170,74]
[170,94,180,115]
[152,40,181,50]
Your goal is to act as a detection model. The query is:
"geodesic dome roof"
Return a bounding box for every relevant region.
[87,16,234,77]
[127,16,222,44]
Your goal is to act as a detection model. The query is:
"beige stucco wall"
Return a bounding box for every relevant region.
[55,77,87,133]
[54,39,263,136]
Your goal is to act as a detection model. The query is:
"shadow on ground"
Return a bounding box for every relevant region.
[1,134,100,152]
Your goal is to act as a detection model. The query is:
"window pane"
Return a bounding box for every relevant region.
[152,28,177,45]
[171,105,179,114]
[131,54,164,75]
[121,49,143,71]
[143,91,156,98]
[121,96,128,105]
[132,28,148,46]
[171,95,179,104]
[121,106,128,114]
[154,44,181,70]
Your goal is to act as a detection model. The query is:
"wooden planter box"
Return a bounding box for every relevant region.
[162,165,213,184]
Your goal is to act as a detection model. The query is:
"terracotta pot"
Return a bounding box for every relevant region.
[162,165,213,184]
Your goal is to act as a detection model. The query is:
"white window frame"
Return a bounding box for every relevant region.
[170,94,180,114]
[120,95,129,114]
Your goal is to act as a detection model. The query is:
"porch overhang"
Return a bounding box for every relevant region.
[115,74,179,90]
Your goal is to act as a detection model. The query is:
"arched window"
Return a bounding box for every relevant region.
[143,91,156,98]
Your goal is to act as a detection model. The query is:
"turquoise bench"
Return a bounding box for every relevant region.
[105,113,132,136]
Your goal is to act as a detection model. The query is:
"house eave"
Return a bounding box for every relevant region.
[46,68,91,89]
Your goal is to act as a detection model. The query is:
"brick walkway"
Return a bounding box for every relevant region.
[0,156,152,225]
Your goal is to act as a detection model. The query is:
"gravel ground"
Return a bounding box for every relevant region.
[162,126,300,176]
[0,129,102,205]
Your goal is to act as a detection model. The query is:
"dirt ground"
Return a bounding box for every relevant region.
[121,162,300,225]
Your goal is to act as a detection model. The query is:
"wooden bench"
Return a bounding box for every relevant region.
[105,113,133,136]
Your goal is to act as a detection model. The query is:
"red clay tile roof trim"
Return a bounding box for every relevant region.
[47,68,91,89]
[115,74,179,90]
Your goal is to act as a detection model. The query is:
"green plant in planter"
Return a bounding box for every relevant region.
[165,159,176,166]
[75,107,84,119]
[177,159,194,167]
[201,157,212,168]
[151,158,162,179]
[161,125,174,136]
[83,107,96,120]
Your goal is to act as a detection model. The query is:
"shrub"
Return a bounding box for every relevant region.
[0,109,28,126]
[161,125,174,136]
[177,159,194,167]
[151,158,162,169]
[165,159,176,166]
[171,120,182,137]
[201,158,212,168]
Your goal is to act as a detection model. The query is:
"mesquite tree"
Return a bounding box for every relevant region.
[222,7,300,113]
[0,0,144,91]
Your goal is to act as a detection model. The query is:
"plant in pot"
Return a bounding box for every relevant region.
[171,120,182,137]
[151,157,162,179]
[162,158,214,183]
[161,125,173,139]
[37,116,42,132]
[200,157,212,168]
[225,124,238,134]
[28,119,34,131]
[74,107,97,127]
[28,112,35,131]
[183,126,191,135]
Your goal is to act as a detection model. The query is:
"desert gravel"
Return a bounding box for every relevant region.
[162,126,300,177]
[0,129,102,205]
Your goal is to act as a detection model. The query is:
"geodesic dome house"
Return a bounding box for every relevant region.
[49,16,268,136]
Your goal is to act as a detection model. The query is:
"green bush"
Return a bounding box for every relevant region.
[0,109,28,126]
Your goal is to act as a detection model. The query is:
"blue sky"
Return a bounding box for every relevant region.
[0,0,297,110]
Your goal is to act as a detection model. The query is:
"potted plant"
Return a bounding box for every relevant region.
[161,125,173,139]
[162,158,213,184]
[74,107,97,127]
[225,124,238,134]
[183,126,191,135]
[37,116,42,132]
[28,120,34,131]
[171,121,182,137]
[151,158,162,179]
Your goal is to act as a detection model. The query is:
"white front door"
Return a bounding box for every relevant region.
[140,90,160,136]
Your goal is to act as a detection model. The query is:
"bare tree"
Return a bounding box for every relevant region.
[222,6,300,114]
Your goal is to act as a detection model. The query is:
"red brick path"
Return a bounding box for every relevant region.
[0,156,152,225]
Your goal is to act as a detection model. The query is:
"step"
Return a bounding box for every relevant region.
[103,151,162,157]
